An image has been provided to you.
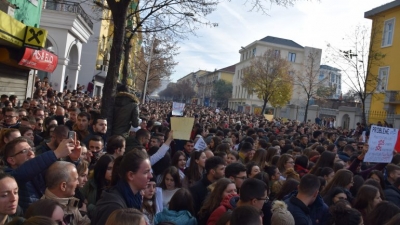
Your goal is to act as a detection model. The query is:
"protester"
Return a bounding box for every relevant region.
[154,189,197,225]
[91,149,152,225]
[0,173,19,224]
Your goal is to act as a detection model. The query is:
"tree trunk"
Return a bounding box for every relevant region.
[361,98,367,124]
[304,95,310,123]
[121,33,133,85]
[261,96,268,115]
[101,1,129,133]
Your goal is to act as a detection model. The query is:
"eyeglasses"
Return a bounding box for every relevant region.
[256,197,269,203]
[286,161,295,164]
[11,148,35,157]
[234,176,247,180]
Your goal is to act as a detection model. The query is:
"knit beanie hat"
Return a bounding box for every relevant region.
[271,200,295,225]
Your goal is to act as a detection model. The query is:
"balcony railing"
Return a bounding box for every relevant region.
[386,91,400,103]
[44,0,93,30]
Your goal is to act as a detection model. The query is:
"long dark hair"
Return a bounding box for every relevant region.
[185,151,205,184]
[160,166,182,190]
[93,154,114,201]
[309,151,336,174]
[169,189,195,216]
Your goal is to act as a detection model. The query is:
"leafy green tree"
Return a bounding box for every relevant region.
[212,80,232,108]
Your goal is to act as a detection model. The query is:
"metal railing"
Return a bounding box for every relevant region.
[387,91,400,103]
[44,0,93,30]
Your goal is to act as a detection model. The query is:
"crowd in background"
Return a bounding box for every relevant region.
[1,82,400,225]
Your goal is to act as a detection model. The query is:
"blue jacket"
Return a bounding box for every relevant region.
[154,209,197,225]
[284,196,312,225]
[4,151,58,211]
[284,191,329,225]
[384,185,400,208]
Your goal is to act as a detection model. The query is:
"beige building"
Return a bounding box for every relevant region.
[228,36,322,112]
[177,70,209,93]
[197,65,235,107]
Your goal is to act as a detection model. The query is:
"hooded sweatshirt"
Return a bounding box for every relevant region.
[154,208,197,225]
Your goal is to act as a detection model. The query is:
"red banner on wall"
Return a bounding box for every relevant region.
[18,47,58,72]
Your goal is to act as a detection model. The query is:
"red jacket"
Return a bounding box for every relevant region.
[207,193,238,225]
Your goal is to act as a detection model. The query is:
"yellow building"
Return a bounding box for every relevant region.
[365,1,400,123]
[197,65,235,107]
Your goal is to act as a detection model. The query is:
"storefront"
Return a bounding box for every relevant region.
[0,10,58,100]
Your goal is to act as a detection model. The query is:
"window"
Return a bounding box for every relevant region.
[330,74,335,83]
[319,72,324,80]
[252,48,256,57]
[288,52,296,62]
[274,50,280,57]
[382,18,395,47]
[378,67,389,92]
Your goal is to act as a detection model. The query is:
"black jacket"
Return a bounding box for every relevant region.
[112,92,139,136]
[125,136,144,152]
[189,175,212,215]
[91,187,127,225]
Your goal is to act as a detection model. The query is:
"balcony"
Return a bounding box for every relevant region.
[384,91,400,104]
[44,0,93,30]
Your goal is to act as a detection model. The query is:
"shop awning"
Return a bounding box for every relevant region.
[18,47,58,73]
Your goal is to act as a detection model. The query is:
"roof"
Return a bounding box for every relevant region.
[259,36,304,49]
[365,0,400,18]
[219,64,236,73]
[320,65,341,72]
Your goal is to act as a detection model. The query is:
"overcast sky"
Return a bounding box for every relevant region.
[170,0,393,92]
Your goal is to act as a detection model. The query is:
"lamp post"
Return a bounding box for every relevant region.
[142,35,156,104]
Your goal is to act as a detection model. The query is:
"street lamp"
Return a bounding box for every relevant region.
[142,35,156,104]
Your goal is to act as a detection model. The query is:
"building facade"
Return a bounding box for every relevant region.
[228,36,322,112]
[0,0,58,100]
[365,1,400,123]
[40,0,93,92]
[319,65,342,99]
[197,65,235,107]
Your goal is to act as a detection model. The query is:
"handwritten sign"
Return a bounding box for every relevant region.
[194,137,207,151]
[364,125,399,163]
[172,102,185,116]
[264,114,274,121]
[170,117,194,140]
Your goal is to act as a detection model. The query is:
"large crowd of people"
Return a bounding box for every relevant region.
[0,82,400,225]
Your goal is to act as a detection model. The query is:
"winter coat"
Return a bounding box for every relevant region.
[125,136,145,152]
[80,178,98,217]
[154,209,197,225]
[42,189,91,225]
[189,175,213,215]
[112,92,139,136]
[91,187,127,225]
[207,194,238,225]
[284,196,312,225]
[284,192,329,225]
[5,151,58,211]
[384,185,400,208]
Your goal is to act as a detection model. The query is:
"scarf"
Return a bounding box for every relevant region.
[115,180,143,209]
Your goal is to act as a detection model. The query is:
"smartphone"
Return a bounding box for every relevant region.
[68,131,76,144]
